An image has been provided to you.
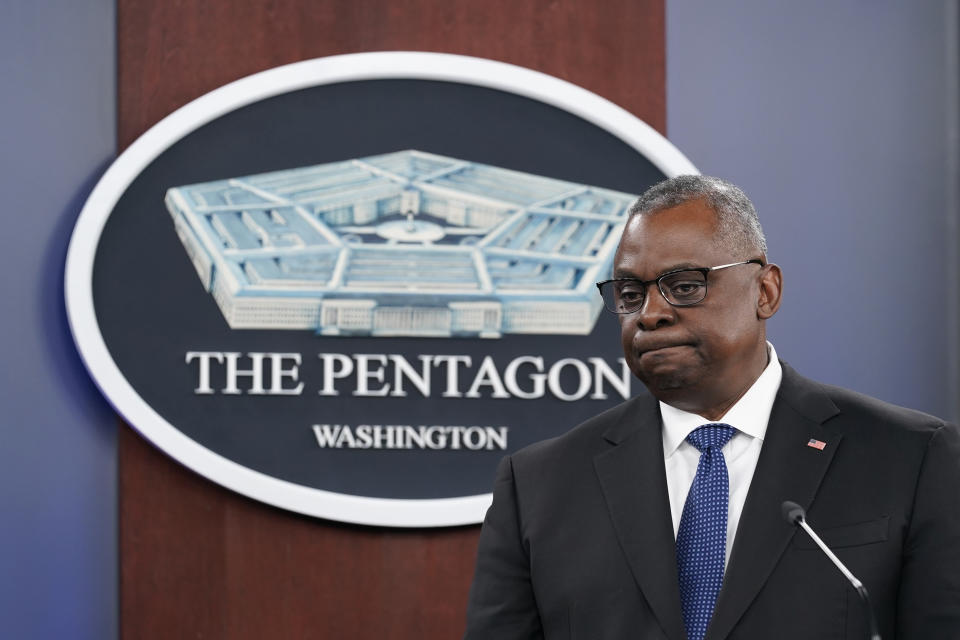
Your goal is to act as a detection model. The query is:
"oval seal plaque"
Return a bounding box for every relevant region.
[65,52,697,527]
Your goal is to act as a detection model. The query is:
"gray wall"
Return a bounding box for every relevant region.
[0,1,955,637]
[667,0,959,421]
[0,2,117,638]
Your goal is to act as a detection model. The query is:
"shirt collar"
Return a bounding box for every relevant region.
[660,342,783,457]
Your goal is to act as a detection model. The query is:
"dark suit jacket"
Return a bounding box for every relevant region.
[463,363,960,639]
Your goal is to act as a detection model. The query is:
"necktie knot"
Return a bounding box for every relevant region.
[686,423,736,453]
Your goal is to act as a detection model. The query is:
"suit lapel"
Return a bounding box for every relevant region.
[706,364,842,640]
[594,393,687,640]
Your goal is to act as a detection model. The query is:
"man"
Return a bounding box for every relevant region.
[463,175,960,639]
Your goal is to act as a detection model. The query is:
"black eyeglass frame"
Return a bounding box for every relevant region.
[595,259,765,314]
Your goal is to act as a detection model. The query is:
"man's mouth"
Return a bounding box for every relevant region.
[637,342,692,356]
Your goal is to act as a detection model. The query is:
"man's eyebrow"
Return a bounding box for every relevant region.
[613,262,702,279]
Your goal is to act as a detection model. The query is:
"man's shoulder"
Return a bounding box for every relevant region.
[510,394,653,467]
[779,363,950,439]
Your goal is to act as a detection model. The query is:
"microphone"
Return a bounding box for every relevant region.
[781,501,881,640]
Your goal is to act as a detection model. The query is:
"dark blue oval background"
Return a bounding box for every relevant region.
[93,79,665,500]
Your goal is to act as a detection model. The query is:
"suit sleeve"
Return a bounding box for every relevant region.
[896,422,960,637]
[463,455,544,640]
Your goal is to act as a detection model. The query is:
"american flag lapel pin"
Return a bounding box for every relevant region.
[807,438,827,451]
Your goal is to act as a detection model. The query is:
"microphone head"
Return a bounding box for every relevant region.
[781,500,806,525]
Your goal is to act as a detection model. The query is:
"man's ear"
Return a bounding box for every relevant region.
[757,263,782,319]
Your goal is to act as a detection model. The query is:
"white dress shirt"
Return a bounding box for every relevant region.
[660,343,783,565]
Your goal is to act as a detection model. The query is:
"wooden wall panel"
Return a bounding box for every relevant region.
[118,0,664,148]
[120,428,481,638]
[118,1,664,637]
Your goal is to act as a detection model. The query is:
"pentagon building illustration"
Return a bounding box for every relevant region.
[164,150,637,338]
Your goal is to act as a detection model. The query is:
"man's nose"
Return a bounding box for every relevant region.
[634,283,675,330]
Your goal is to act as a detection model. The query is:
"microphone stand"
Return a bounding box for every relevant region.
[781,501,881,640]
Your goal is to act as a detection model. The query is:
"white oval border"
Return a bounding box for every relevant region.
[65,51,698,527]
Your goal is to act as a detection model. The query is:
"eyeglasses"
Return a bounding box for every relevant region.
[596,259,764,314]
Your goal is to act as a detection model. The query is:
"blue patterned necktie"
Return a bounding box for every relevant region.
[676,423,737,640]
